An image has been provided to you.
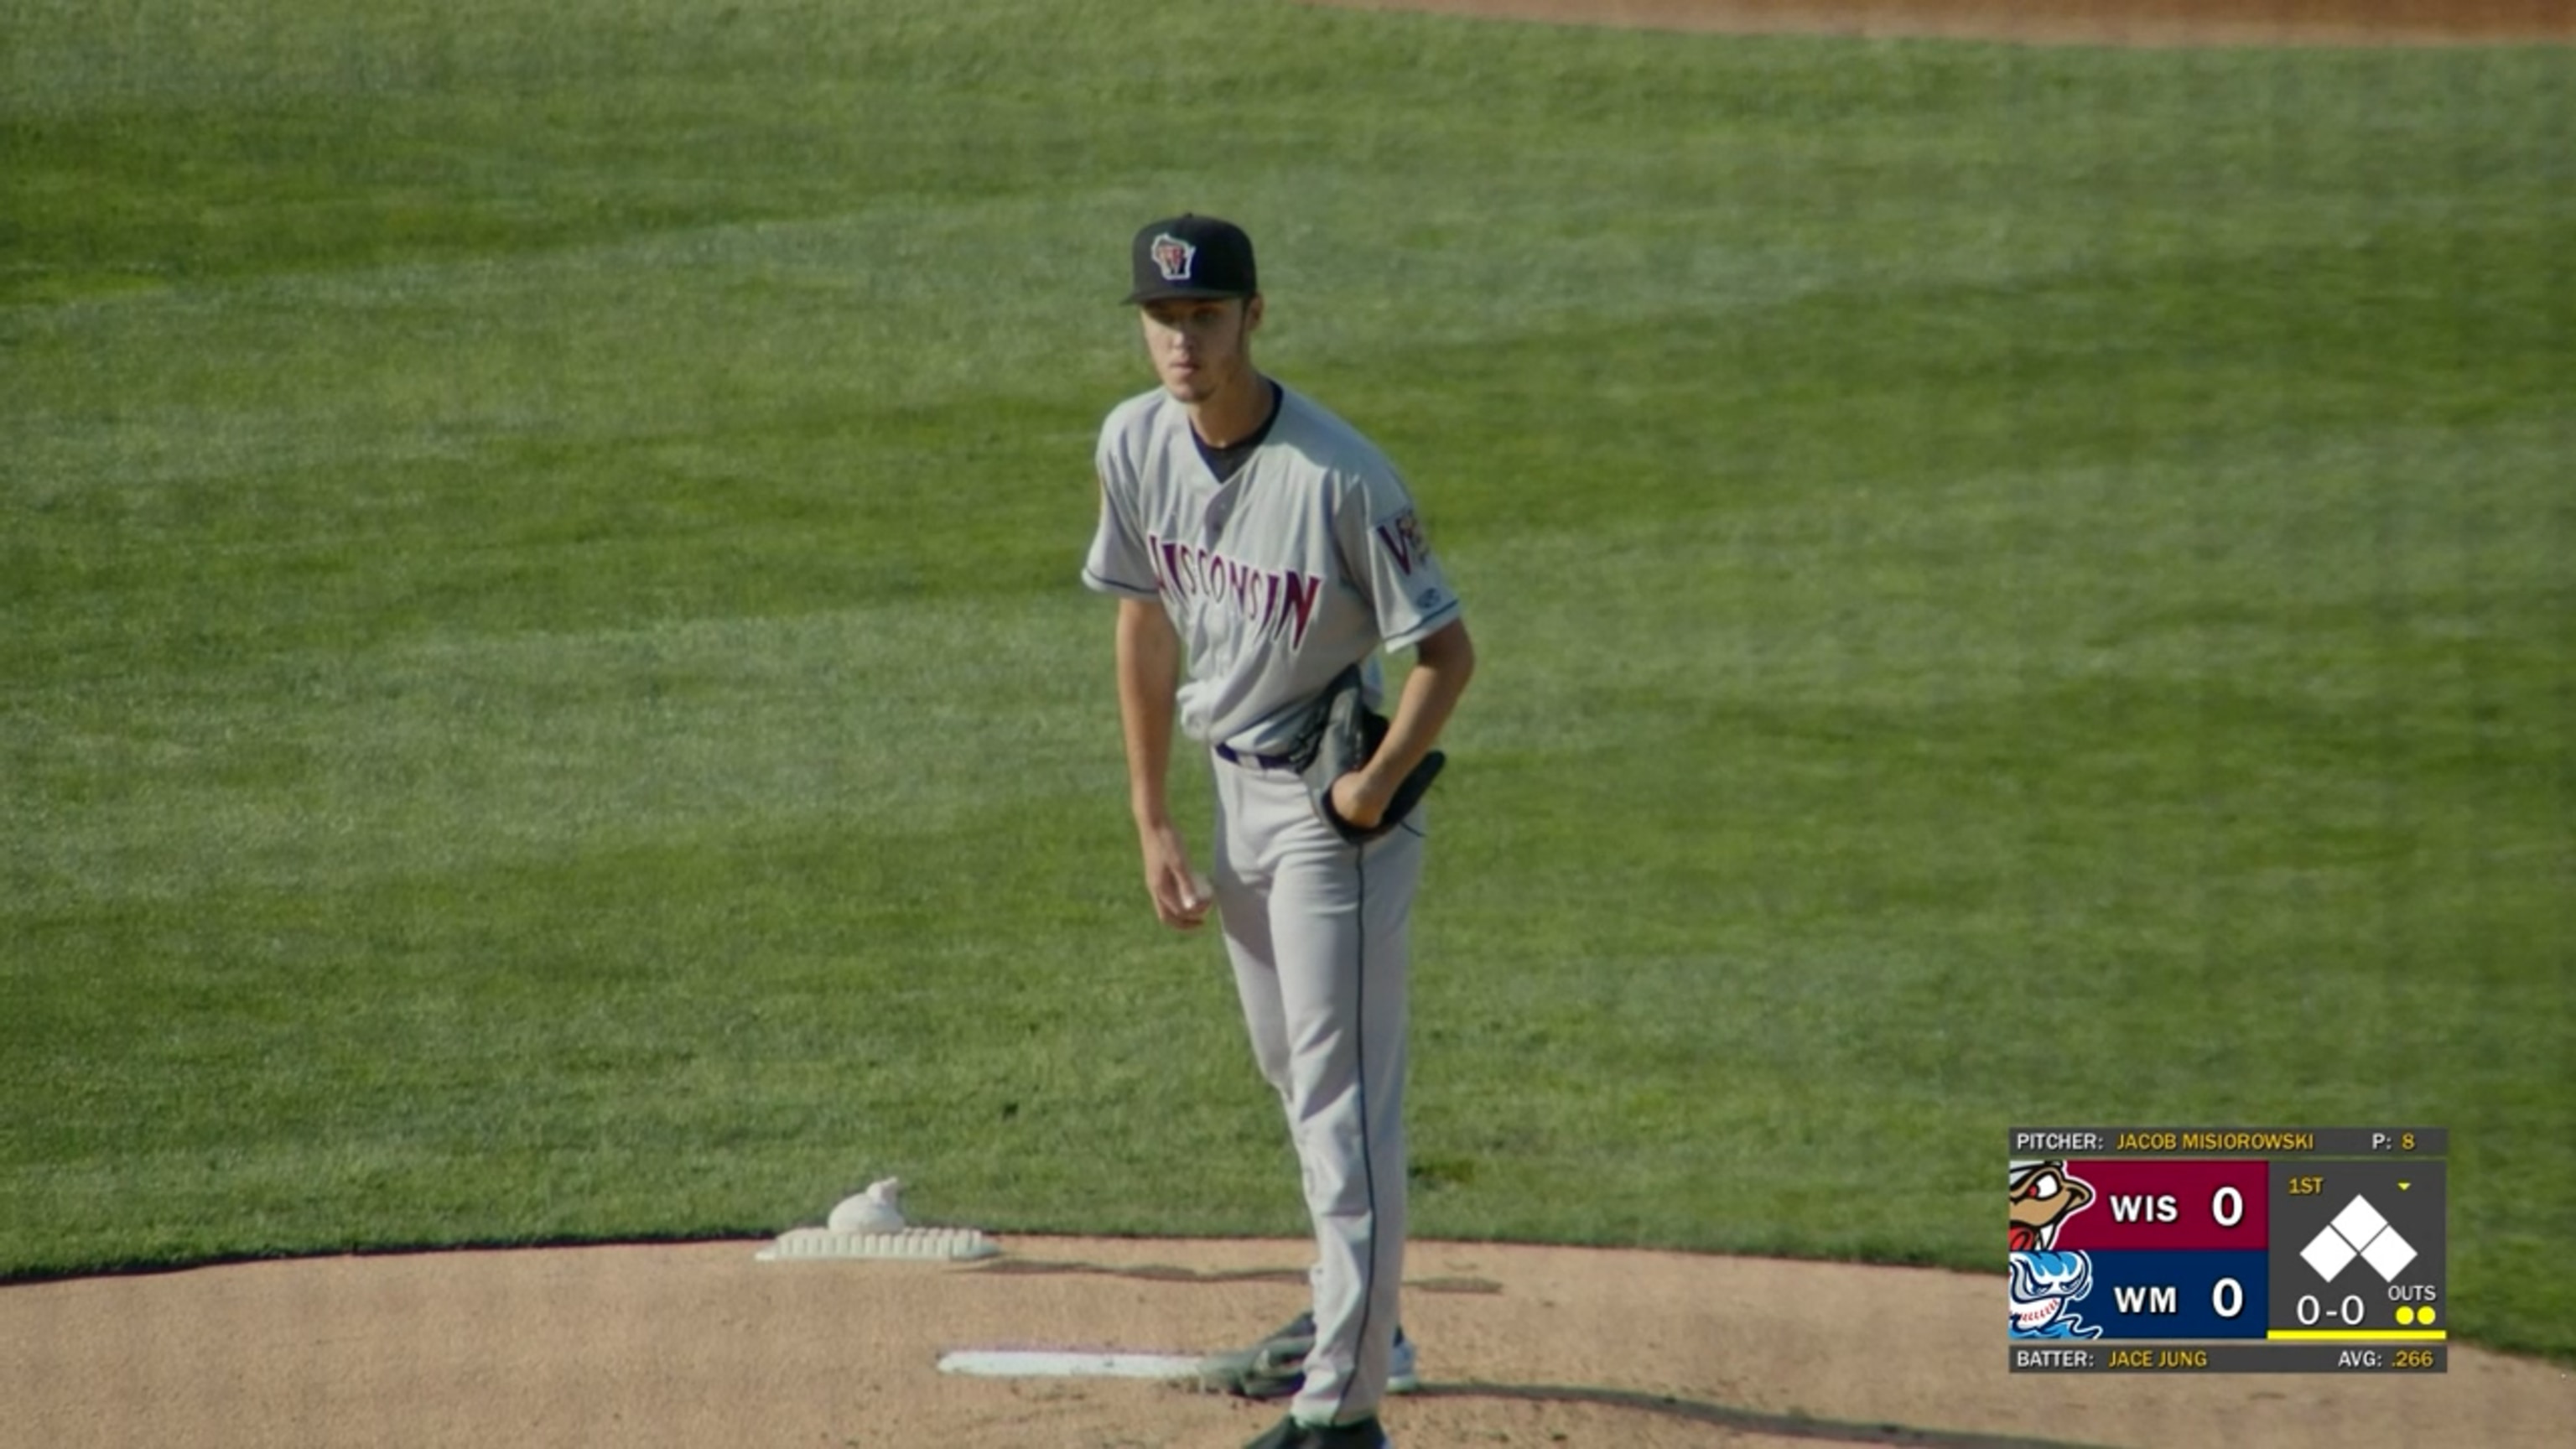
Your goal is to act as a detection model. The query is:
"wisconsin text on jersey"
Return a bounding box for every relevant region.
[1142,506,1444,652]
[1145,532,1326,648]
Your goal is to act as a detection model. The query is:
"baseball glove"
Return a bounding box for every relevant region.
[1300,665,1444,845]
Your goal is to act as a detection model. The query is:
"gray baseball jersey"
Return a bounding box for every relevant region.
[1083,382,1461,757]
[1085,375,1463,1428]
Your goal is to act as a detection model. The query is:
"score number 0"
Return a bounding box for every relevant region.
[2210,1184,2246,1319]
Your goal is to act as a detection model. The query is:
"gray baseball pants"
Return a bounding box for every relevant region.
[1210,750,1422,1426]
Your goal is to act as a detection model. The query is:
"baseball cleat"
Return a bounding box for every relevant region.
[1242,1413,1391,1449]
[1192,1312,1419,1398]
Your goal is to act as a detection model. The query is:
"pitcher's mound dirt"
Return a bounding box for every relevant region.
[3,1235,2569,1447]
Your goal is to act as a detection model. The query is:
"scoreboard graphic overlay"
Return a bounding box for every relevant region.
[2008,1127,2447,1374]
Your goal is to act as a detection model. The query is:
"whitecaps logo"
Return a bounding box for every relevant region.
[2010,1249,2104,1338]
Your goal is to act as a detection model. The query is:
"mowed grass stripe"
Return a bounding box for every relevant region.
[8,599,1119,905]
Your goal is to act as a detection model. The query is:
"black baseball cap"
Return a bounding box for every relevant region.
[1125,214,1258,304]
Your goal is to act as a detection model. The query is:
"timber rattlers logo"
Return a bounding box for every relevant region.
[1374,510,1433,577]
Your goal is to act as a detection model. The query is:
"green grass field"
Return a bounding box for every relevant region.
[5,0,2570,1362]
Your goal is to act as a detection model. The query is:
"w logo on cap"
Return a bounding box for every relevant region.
[1125,216,1254,303]
[1150,234,1197,283]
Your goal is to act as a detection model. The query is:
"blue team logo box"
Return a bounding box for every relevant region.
[2012,1249,2268,1340]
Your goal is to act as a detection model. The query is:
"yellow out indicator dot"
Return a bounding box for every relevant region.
[2418,1307,2437,1326]
[2397,1306,2415,1325]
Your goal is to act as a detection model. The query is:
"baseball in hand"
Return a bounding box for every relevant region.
[1189,872,1214,911]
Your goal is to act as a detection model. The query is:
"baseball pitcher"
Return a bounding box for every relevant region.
[1083,213,1475,1449]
